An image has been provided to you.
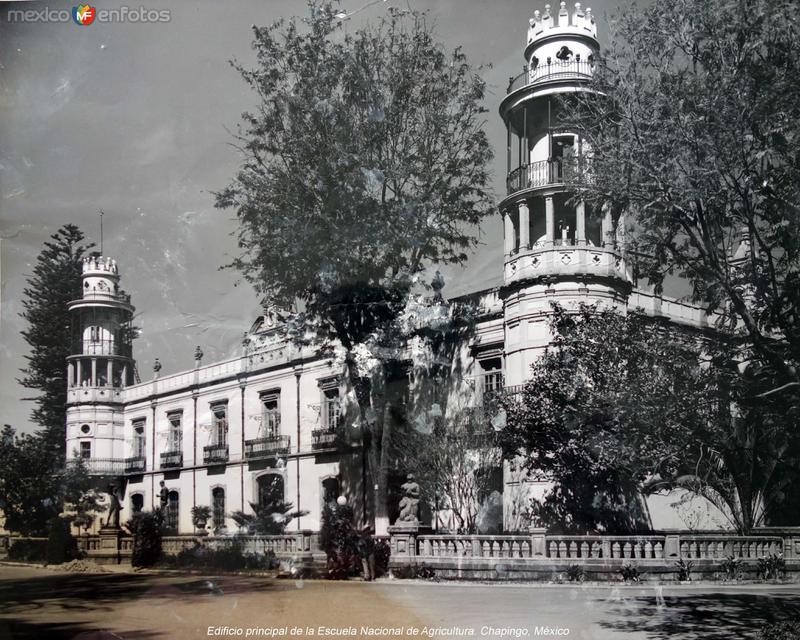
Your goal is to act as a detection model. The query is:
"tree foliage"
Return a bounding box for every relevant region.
[0,426,101,535]
[216,1,494,528]
[499,305,799,534]
[19,224,93,459]
[562,0,800,398]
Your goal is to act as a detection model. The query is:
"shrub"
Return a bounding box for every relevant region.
[619,563,640,582]
[319,503,358,579]
[168,541,276,571]
[758,553,786,581]
[8,538,47,563]
[720,555,742,581]
[129,512,162,567]
[566,564,585,582]
[374,539,391,578]
[675,558,693,582]
[757,620,800,640]
[45,517,79,565]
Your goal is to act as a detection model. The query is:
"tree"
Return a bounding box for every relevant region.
[401,405,502,533]
[562,0,800,403]
[0,426,61,534]
[0,426,103,535]
[499,305,799,534]
[216,1,494,531]
[62,455,105,535]
[19,224,93,459]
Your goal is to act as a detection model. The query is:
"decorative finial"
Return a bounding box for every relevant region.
[194,345,203,361]
[153,358,162,373]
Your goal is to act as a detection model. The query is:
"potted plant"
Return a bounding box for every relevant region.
[191,506,212,535]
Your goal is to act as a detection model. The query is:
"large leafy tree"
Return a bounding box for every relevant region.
[0,425,99,535]
[19,224,93,459]
[216,2,493,531]
[499,305,799,534]
[562,0,800,402]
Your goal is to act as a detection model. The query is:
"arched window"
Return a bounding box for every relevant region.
[257,474,284,510]
[212,487,226,532]
[131,493,144,514]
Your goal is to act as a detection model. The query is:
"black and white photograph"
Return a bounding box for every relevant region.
[1,0,799,638]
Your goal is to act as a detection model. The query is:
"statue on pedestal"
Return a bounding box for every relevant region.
[397,474,421,524]
[105,485,122,529]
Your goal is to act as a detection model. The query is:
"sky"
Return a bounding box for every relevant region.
[0,0,614,433]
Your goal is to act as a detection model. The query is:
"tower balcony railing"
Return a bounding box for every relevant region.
[160,450,183,469]
[203,443,229,464]
[507,60,594,94]
[70,339,131,357]
[244,435,291,460]
[506,158,582,195]
[124,456,146,474]
[67,457,126,476]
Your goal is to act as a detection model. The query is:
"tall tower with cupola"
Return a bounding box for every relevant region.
[65,254,136,475]
[498,2,631,387]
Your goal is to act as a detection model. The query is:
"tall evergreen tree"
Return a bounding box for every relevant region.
[19,224,93,460]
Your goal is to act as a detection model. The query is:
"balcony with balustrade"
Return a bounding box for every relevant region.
[203,443,229,465]
[68,457,126,476]
[244,435,290,460]
[311,429,339,451]
[506,59,594,95]
[124,456,146,474]
[160,450,183,469]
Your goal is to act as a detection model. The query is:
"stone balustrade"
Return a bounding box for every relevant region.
[3,529,796,580]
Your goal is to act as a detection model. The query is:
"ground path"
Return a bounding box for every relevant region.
[1,564,799,640]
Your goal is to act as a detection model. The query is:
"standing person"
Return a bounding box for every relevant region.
[357,525,376,581]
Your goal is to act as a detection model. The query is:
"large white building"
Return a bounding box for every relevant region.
[67,3,719,535]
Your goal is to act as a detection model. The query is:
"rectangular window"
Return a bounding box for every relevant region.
[132,418,146,459]
[479,357,504,395]
[211,403,228,446]
[323,388,341,431]
[80,441,91,459]
[260,392,280,438]
[167,411,183,452]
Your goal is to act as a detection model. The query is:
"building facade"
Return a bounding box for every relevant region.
[67,3,719,535]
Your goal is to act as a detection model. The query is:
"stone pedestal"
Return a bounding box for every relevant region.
[529,527,547,557]
[388,523,431,559]
[90,527,125,565]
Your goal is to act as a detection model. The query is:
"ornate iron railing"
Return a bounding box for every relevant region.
[160,450,183,469]
[507,60,594,93]
[203,443,229,464]
[244,435,290,460]
[506,158,582,195]
[124,456,146,474]
[312,429,341,451]
[68,457,126,476]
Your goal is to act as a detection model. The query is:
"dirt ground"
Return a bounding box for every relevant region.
[2,563,800,640]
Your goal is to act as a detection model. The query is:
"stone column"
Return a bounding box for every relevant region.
[503,211,515,256]
[121,364,128,388]
[76,359,83,386]
[67,363,73,388]
[518,202,530,250]
[545,196,555,245]
[91,358,97,387]
[107,360,114,387]
[576,201,586,245]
